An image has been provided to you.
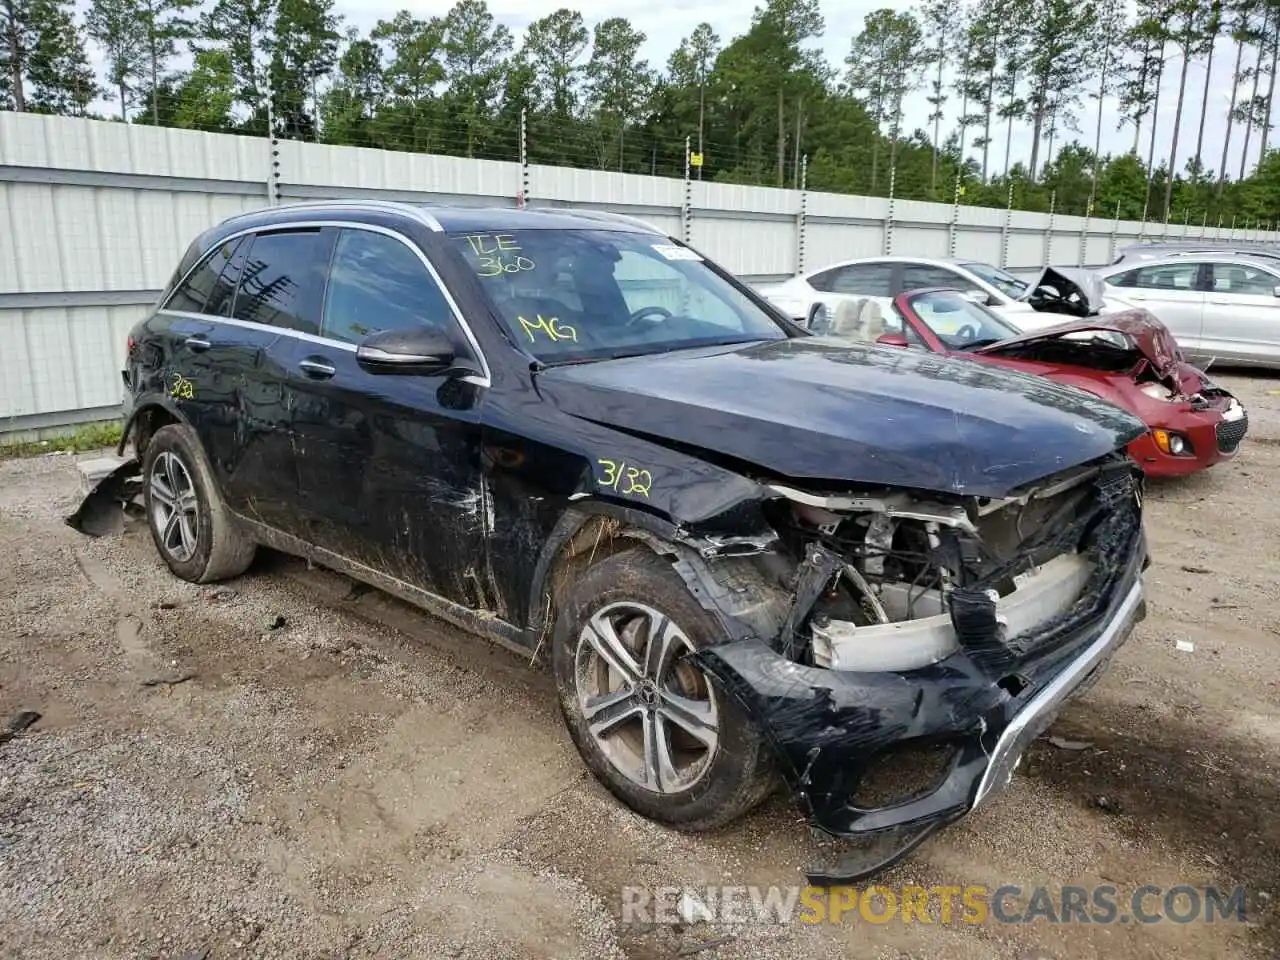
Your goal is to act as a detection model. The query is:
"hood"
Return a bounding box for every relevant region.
[975,309,1182,379]
[1019,266,1107,317]
[535,338,1146,498]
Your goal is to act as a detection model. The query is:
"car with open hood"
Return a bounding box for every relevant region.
[753,255,1135,331]
[80,201,1151,884]
[814,288,1247,477]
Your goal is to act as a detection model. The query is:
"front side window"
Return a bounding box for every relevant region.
[1209,262,1279,296]
[233,230,327,334]
[959,261,1029,298]
[901,263,981,294]
[448,229,787,362]
[906,290,1021,350]
[322,229,457,345]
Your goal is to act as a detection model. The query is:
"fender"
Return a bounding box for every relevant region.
[523,497,785,646]
[115,394,191,457]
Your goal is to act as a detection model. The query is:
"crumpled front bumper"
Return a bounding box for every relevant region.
[693,516,1147,885]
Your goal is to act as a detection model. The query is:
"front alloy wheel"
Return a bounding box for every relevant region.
[552,547,776,830]
[149,450,200,562]
[575,601,719,794]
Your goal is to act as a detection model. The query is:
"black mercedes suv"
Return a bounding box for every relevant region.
[109,200,1150,881]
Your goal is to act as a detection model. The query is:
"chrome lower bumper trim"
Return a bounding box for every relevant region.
[972,576,1146,807]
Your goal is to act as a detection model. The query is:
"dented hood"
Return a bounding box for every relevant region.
[1019,265,1107,317]
[535,338,1146,498]
[974,309,1182,378]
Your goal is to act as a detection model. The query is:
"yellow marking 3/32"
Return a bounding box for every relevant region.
[596,458,653,498]
[170,373,194,400]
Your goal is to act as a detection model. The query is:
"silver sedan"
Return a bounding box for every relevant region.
[1095,254,1280,369]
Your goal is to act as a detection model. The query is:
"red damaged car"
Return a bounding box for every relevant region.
[857,288,1248,477]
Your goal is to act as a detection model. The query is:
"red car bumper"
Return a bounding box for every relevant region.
[1126,402,1249,477]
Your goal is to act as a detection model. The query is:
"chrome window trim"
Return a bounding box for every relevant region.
[158,218,491,387]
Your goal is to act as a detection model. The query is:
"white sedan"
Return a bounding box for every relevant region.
[1095,253,1280,369]
[755,256,1133,331]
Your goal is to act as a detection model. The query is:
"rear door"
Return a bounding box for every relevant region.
[278,225,488,605]
[217,227,331,534]
[152,233,301,528]
[1102,261,1206,348]
[1203,260,1280,365]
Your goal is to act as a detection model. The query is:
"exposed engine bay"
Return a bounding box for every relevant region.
[754,452,1142,675]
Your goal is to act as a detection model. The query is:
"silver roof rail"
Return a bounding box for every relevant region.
[558,207,666,236]
[236,198,445,232]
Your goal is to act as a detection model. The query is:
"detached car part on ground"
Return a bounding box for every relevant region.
[844,289,1248,478]
[73,201,1151,884]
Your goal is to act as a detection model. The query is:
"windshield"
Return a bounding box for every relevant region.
[908,290,1021,349]
[448,228,788,362]
[960,261,1029,298]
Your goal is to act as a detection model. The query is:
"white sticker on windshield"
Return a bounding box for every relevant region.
[652,243,703,261]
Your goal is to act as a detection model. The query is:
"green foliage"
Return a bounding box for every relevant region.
[7,0,1280,227]
[27,0,98,115]
[0,420,123,458]
[86,0,148,120]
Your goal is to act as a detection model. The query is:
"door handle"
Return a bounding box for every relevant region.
[184,335,211,352]
[298,357,336,379]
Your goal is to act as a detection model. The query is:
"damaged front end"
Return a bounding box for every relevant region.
[691,451,1147,883]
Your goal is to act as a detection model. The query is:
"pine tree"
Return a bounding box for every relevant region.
[442,0,512,157]
[1,0,37,111]
[268,0,342,139]
[86,0,148,120]
[585,17,655,170]
[133,0,199,125]
[28,0,98,115]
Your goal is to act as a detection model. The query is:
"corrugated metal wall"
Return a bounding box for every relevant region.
[2,111,1275,433]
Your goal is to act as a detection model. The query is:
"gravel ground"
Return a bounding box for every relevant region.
[2,370,1279,960]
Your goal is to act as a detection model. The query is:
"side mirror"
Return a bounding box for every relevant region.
[1272,285,1280,298]
[356,327,466,376]
[876,333,910,348]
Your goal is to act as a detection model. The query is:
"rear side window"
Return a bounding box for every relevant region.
[811,262,894,296]
[233,231,327,334]
[1106,263,1200,290]
[1209,262,1279,295]
[322,229,457,344]
[204,237,248,317]
[165,240,238,314]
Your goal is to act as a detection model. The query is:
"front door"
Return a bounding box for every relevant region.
[280,225,489,607]
[1204,260,1280,365]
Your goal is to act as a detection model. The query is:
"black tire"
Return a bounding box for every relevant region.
[141,423,256,584]
[552,546,776,830]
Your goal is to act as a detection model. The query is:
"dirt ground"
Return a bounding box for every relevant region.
[2,371,1279,960]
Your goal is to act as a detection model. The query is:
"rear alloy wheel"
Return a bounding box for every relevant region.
[142,423,256,584]
[149,451,200,563]
[552,547,775,829]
